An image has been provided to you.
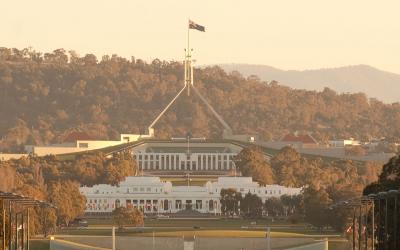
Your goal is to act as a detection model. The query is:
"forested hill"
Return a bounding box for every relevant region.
[1,48,400,152]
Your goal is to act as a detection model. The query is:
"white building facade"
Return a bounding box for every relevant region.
[135,152,236,171]
[80,177,302,215]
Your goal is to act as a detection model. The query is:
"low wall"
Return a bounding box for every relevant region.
[283,239,328,250]
[58,236,314,250]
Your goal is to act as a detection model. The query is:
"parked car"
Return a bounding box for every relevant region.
[69,218,88,228]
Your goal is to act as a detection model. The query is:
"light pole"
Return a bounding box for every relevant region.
[0,192,56,250]
[377,192,388,250]
[367,194,377,250]
[388,190,399,250]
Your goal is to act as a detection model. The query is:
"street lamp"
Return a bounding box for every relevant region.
[0,192,56,250]
[367,193,377,250]
[388,190,399,250]
[377,192,388,250]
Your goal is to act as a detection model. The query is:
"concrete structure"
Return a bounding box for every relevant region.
[278,132,319,149]
[329,138,361,147]
[24,133,151,156]
[80,176,302,215]
[0,153,28,161]
[131,140,247,173]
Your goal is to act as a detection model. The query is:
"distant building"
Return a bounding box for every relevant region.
[278,132,319,149]
[0,153,28,161]
[329,138,361,147]
[24,133,151,156]
[132,140,249,174]
[80,176,302,215]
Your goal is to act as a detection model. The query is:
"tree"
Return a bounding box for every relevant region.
[234,147,275,185]
[220,188,242,216]
[270,146,304,187]
[40,207,57,237]
[104,152,137,185]
[48,180,86,226]
[345,145,367,156]
[264,197,283,217]
[303,186,332,230]
[240,192,263,218]
[280,194,303,216]
[112,207,144,229]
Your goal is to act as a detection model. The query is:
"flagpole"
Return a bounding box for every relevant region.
[186,19,191,96]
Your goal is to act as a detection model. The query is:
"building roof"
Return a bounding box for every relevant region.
[281,133,318,144]
[63,132,93,143]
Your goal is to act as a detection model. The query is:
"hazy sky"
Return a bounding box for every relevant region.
[2,0,400,73]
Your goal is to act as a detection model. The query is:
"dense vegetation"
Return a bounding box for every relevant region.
[235,146,383,230]
[1,48,400,152]
[0,152,137,234]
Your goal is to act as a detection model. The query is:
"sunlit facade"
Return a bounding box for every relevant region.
[80,176,302,215]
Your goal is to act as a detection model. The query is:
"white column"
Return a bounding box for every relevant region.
[205,155,209,170]
[169,154,172,170]
[163,154,167,170]
[200,154,203,170]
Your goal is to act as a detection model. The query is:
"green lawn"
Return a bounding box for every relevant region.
[30,239,50,250]
[60,218,340,239]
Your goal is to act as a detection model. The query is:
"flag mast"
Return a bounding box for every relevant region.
[185,19,192,96]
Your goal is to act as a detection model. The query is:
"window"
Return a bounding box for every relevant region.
[146,187,151,192]
[164,200,169,211]
[196,200,202,210]
[115,199,120,208]
[176,200,182,209]
[126,199,132,208]
[79,143,89,148]
[209,200,214,210]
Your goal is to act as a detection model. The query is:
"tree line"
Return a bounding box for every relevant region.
[1,47,400,152]
[0,151,137,235]
[234,146,383,231]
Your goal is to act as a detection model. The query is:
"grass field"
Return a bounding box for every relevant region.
[30,239,50,250]
[60,218,340,239]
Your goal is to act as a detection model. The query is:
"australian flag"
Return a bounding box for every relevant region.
[189,20,205,32]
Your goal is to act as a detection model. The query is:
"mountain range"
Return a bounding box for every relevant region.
[217,64,400,103]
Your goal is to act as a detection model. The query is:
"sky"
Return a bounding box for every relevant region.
[1,0,400,73]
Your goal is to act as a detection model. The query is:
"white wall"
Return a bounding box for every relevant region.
[0,153,28,161]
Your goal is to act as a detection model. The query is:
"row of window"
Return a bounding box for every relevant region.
[237,188,282,195]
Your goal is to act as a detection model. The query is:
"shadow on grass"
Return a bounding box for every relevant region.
[30,239,50,250]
